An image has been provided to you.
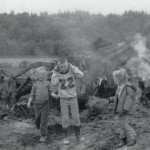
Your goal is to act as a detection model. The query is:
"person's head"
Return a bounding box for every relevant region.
[37,68,47,81]
[58,58,69,73]
[113,68,129,85]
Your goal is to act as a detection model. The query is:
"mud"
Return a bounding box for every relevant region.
[0,100,150,150]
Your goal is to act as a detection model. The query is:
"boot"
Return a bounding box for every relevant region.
[73,125,85,142]
[125,129,136,146]
[116,138,127,148]
[127,139,136,146]
[63,127,70,144]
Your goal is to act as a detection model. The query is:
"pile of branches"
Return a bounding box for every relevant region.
[82,97,114,122]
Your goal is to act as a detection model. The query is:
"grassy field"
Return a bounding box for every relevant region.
[0,57,54,67]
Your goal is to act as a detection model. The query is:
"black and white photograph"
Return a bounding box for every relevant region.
[0,0,150,149]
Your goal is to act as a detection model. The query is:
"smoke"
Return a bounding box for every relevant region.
[138,62,150,80]
[131,33,148,58]
[127,33,150,79]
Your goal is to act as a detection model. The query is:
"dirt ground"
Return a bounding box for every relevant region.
[0,101,150,150]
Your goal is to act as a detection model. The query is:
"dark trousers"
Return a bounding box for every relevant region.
[34,101,49,137]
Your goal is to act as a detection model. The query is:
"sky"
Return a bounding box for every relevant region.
[0,0,150,15]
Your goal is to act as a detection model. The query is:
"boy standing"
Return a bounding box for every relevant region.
[27,69,52,142]
[51,58,85,144]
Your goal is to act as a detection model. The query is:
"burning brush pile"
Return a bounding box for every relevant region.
[125,33,150,107]
[126,33,150,79]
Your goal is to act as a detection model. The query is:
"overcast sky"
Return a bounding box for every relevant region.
[0,0,150,15]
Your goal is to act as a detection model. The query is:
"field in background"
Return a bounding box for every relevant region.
[0,57,56,75]
[0,57,54,67]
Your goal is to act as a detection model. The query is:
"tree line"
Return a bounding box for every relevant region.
[0,10,150,57]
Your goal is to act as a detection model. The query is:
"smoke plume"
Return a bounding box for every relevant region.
[131,33,148,58]
[127,33,150,79]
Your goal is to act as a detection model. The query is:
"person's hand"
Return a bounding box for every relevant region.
[108,97,114,104]
[27,102,31,108]
[68,64,74,72]
[54,66,60,72]
[51,92,59,99]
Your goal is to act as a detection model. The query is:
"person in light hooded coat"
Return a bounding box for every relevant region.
[113,68,136,148]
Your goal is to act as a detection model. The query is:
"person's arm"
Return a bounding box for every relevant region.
[27,83,36,108]
[51,71,60,86]
[113,94,118,116]
[48,81,59,98]
[50,72,60,99]
[69,64,84,79]
[47,81,53,94]
[47,81,53,108]
[27,97,33,108]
